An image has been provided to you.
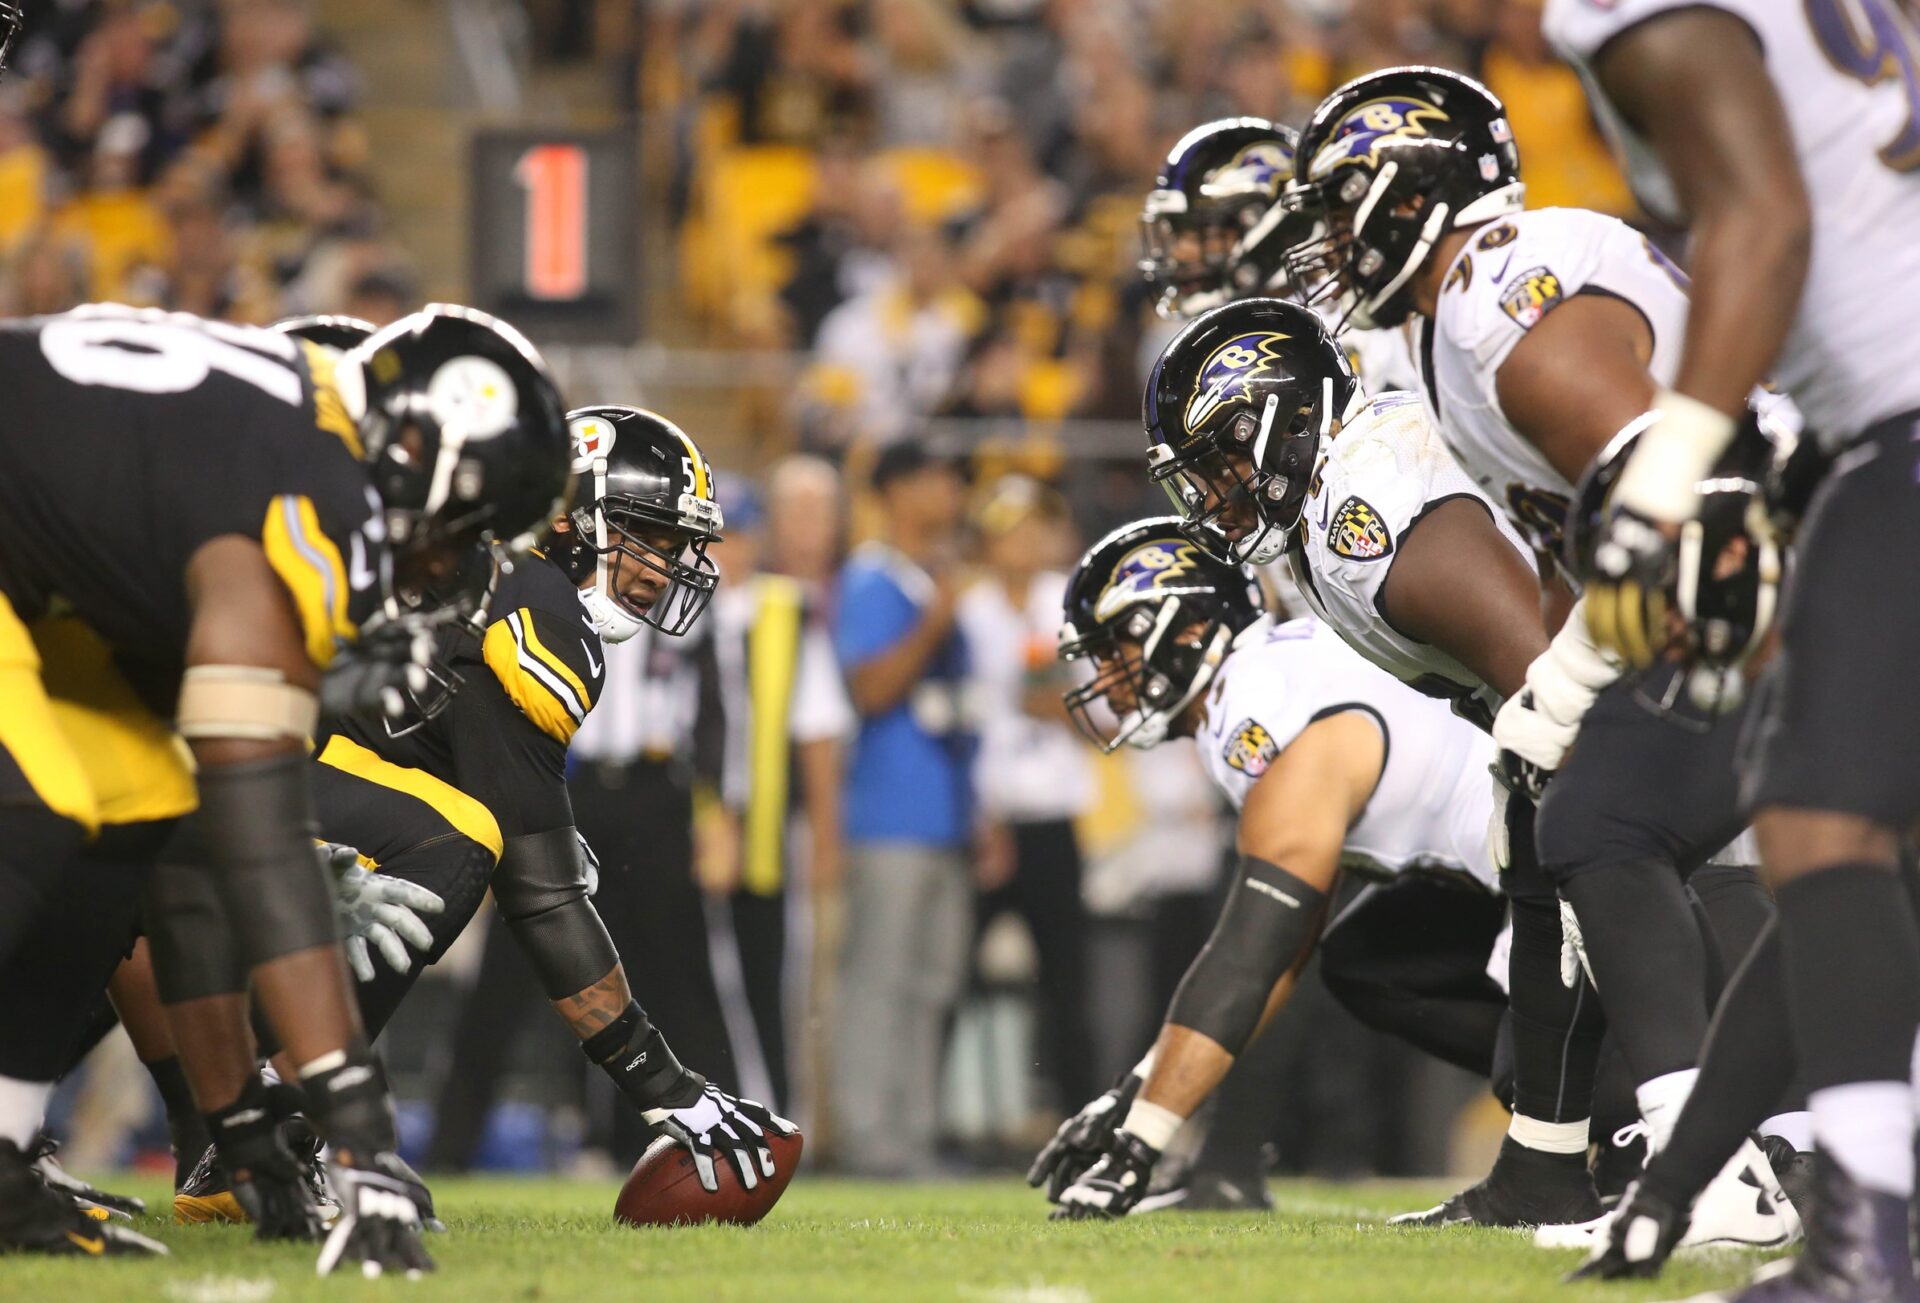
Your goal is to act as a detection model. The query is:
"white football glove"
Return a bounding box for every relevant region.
[324,844,444,983]
[1493,599,1624,773]
[1558,898,1596,991]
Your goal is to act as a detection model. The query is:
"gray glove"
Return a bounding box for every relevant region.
[577,830,600,898]
[324,843,444,983]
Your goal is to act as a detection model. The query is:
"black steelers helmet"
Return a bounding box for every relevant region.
[341,304,572,575]
[272,313,377,352]
[1140,118,1306,319]
[1285,66,1523,330]
[1060,517,1267,752]
[1145,297,1358,566]
[1566,413,1784,715]
[558,405,724,642]
[0,4,23,81]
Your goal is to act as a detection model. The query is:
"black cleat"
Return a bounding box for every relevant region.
[0,1140,166,1258]
[1132,1172,1274,1215]
[1390,1137,1603,1228]
[1759,1133,1816,1223]
[1712,1152,1919,1302]
[1567,1181,1689,1281]
[28,1134,145,1220]
[1592,1121,1649,1207]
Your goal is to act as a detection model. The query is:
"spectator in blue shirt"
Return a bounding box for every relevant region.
[830,440,976,1177]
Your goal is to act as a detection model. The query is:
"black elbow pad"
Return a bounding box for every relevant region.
[494,827,619,998]
[1165,855,1328,1053]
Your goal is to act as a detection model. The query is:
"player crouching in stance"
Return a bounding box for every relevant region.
[158,398,794,1231]
[1028,519,1507,1218]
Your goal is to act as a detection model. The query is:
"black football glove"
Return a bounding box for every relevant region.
[318,611,434,722]
[1582,507,1677,672]
[316,1151,435,1278]
[644,1082,798,1193]
[206,1079,325,1243]
[1051,1130,1161,1220]
[1027,1072,1141,1203]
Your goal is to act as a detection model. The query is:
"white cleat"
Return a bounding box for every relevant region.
[1535,1137,1800,1252]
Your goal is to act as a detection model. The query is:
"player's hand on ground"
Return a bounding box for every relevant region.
[1028,1073,1141,1203]
[326,846,444,983]
[643,1083,797,1193]
[1051,1131,1161,1221]
[317,1153,435,1278]
[210,1087,326,1243]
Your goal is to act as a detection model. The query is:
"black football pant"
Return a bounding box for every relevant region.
[1537,669,1767,1091]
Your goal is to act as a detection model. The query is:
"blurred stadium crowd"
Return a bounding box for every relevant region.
[0,0,415,322]
[29,0,1640,1182]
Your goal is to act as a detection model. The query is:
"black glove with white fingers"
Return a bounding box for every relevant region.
[644,1081,798,1193]
[1027,1072,1141,1203]
[317,1151,435,1279]
[1051,1130,1162,1220]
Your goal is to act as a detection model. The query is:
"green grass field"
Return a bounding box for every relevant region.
[9,1174,1775,1302]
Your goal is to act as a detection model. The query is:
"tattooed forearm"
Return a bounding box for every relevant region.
[555,964,632,1039]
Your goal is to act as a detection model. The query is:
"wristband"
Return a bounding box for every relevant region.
[581,1001,701,1109]
[1616,390,1736,524]
[1121,1099,1184,1152]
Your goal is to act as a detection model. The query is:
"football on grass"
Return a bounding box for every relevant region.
[614,1128,804,1227]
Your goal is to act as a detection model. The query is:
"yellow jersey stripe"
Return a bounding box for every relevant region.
[316,735,503,861]
[298,340,364,459]
[667,425,710,501]
[482,614,583,744]
[516,611,593,713]
[743,578,803,896]
[262,495,352,669]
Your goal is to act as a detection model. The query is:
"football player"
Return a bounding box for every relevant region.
[1538,1,1920,1294]
[1140,116,1419,390]
[1282,66,1792,1246]
[1029,519,1507,1218]
[0,302,570,1268]
[163,398,795,1227]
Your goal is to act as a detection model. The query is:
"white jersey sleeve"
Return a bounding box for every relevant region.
[1289,391,1537,729]
[1193,618,1500,891]
[1418,206,1691,555]
[1543,0,1920,443]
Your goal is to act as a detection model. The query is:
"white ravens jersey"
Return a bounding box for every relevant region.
[1415,207,1689,556]
[1344,322,1421,394]
[1287,392,1538,730]
[1545,0,1920,443]
[1194,617,1498,891]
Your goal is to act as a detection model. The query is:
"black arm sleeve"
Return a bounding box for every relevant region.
[1164,854,1330,1054]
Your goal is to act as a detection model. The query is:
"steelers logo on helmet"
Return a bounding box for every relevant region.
[1096,540,1204,622]
[568,412,617,471]
[426,355,519,442]
[1185,331,1293,433]
[1307,97,1451,182]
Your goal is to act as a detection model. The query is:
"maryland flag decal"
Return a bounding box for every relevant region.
[1329,496,1393,561]
[1224,719,1279,776]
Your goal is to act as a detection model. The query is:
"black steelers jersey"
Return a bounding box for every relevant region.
[0,306,380,710]
[326,550,605,838]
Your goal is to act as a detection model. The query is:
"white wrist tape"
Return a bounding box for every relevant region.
[1526,599,1623,728]
[1121,1099,1185,1153]
[1615,390,1736,524]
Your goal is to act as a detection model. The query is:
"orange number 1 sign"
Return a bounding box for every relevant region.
[514,143,589,300]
